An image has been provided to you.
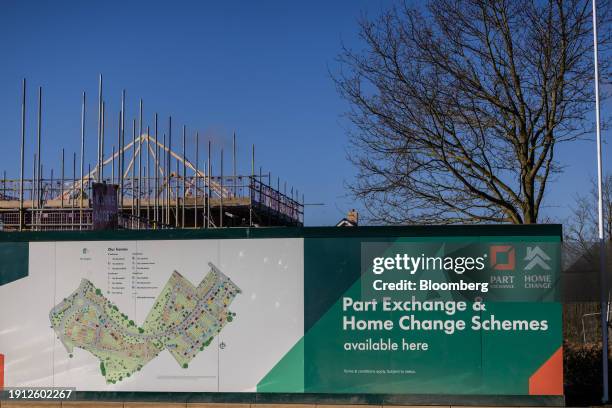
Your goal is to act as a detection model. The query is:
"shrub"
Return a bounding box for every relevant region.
[564,341,611,406]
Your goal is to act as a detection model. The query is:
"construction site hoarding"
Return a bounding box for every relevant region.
[0,226,562,402]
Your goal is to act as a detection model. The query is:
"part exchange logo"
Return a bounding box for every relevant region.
[489,245,516,270]
[489,245,516,289]
[489,245,553,290]
[489,245,552,271]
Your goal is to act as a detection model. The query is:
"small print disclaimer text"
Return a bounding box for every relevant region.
[344,369,416,375]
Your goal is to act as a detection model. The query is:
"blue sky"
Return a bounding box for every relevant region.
[0,1,608,226]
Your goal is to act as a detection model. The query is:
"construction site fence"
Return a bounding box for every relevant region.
[0,208,93,231]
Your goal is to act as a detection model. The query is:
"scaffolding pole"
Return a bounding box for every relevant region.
[182,125,186,229]
[154,114,159,227]
[19,79,26,231]
[195,131,199,228]
[79,91,85,231]
[96,74,103,182]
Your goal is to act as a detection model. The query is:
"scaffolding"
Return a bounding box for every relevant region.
[0,77,304,231]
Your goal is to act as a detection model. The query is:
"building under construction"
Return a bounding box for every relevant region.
[0,78,304,231]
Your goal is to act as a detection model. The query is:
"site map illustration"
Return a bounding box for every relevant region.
[49,263,241,384]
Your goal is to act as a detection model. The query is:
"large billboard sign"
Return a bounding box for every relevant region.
[0,226,562,399]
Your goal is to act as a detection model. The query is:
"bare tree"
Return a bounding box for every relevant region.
[566,174,612,252]
[336,0,610,224]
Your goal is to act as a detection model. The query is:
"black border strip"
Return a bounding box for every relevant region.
[60,391,564,406]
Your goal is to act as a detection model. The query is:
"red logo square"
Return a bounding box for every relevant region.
[490,245,516,270]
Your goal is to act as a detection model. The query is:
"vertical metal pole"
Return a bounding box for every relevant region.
[40,165,45,227]
[38,159,42,214]
[233,131,236,197]
[36,86,42,210]
[112,146,115,185]
[100,101,105,181]
[132,118,136,225]
[120,90,126,219]
[41,160,45,211]
[32,155,36,230]
[207,141,211,228]
[33,156,37,211]
[593,0,609,402]
[37,158,41,229]
[182,125,186,228]
[121,109,125,215]
[195,132,199,228]
[269,172,273,225]
[175,160,179,228]
[138,99,143,227]
[117,111,121,186]
[162,133,166,226]
[72,153,76,211]
[220,149,224,228]
[97,74,103,181]
[167,117,172,225]
[147,125,151,225]
[137,125,142,228]
[49,168,53,209]
[154,114,159,227]
[296,189,299,224]
[80,91,86,230]
[208,156,211,228]
[61,149,65,208]
[250,144,255,226]
[88,164,91,223]
[167,132,170,227]
[143,164,147,228]
[19,79,26,231]
[153,134,161,228]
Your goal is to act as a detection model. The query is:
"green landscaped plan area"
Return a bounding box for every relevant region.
[49,263,240,384]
